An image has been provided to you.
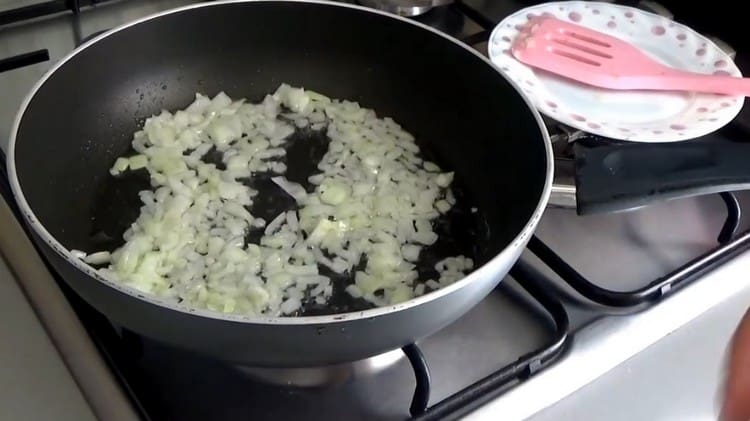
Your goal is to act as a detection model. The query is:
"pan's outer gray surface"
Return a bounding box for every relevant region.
[34,238,531,366]
[8,0,553,366]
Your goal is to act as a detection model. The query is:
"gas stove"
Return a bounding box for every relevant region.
[2,1,750,420]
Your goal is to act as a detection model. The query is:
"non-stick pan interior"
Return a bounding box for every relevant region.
[13,1,548,312]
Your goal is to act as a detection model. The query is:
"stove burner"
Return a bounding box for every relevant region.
[234,349,405,387]
[358,0,453,16]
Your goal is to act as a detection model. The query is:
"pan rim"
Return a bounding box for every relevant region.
[6,0,554,326]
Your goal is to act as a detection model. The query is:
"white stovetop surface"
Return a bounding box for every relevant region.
[0,195,140,421]
[469,246,750,421]
[0,251,95,421]
[531,279,750,421]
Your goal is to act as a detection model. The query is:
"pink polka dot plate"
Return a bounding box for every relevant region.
[488,1,744,142]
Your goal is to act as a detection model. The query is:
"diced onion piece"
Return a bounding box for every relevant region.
[414,283,426,296]
[264,212,287,236]
[84,251,111,265]
[318,182,349,205]
[128,154,148,170]
[435,199,451,214]
[307,90,331,104]
[110,157,129,175]
[436,172,454,188]
[280,297,302,314]
[271,176,308,202]
[423,161,440,172]
[346,284,363,299]
[401,244,421,262]
[70,249,87,259]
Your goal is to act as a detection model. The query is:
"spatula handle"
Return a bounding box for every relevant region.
[637,70,750,96]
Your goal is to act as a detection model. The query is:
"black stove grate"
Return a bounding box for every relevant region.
[529,223,750,308]
[0,0,109,26]
[526,191,749,308]
[412,258,570,420]
[0,0,117,74]
[0,49,49,72]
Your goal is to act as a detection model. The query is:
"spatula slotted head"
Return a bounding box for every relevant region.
[510,16,667,89]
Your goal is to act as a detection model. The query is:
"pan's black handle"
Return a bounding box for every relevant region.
[573,133,750,215]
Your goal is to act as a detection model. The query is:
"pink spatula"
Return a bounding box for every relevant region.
[511,16,750,96]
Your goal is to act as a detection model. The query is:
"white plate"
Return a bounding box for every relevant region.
[488,1,745,142]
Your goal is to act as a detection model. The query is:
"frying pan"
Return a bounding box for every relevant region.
[7,0,552,367]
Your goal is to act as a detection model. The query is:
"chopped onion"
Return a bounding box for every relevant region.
[83,84,473,317]
[109,157,129,176]
[264,212,287,236]
[70,249,87,259]
[271,176,307,202]
[84,251,111,265]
